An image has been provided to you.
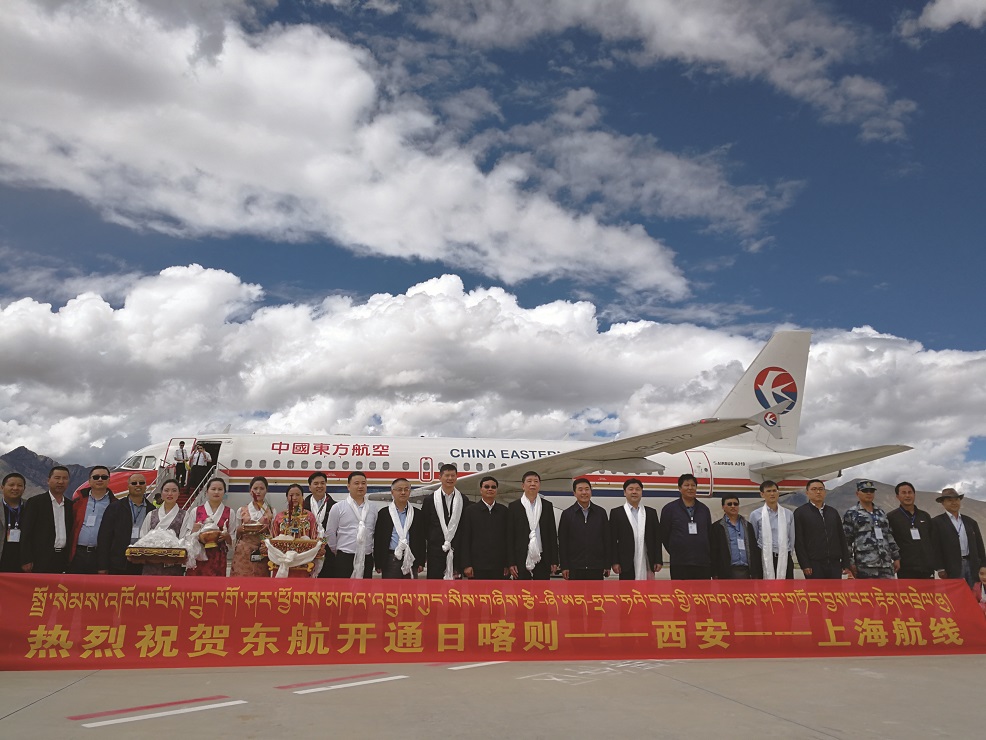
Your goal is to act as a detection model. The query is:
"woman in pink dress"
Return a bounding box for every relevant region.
[183,478,232,577]
[139,479,188,576]
[230,476,275,577]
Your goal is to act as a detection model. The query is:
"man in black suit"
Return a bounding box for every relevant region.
[374,478,425,579]
[610,478,662,580]
[97,473,156,575]
[558,478,610,580]
[793,479,851,579]
[304,472,335,578]
[887,481,935,579]
[507,471,558,580]
[420,463,472,579]
[659,474,712,580]
[460,476,509,579]
[20,466,73,574]
[931,487,985,587]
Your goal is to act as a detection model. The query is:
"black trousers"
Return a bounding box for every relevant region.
[803,561,844,579]
[188,465,210,493]
[567,568,604,580]
[380,552,415,579]
[332,551,374,579]
[69,546,100,574]
[174,464,187,488]
[670,563,711,580]
[516,561,551,580]
[470,568,506,580]
[768,552,796,579]
[897,567,933,579]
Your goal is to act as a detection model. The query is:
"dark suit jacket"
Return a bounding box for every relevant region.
[558,502,610,571]
[98,497,157,574]
[420,491,473,569]
[659,498,712,566]
[373,505,426,569]
[710,516,763,579]
[20,491,73,573]
[931,513,986,578]
[459,501,509,572]
[303,494,335,533]
[609,505,662,575]
[887,506,935,576]
[793,503,850,571]
[507,497,558,571]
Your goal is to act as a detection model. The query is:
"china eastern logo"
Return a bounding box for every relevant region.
[754,366,798,414]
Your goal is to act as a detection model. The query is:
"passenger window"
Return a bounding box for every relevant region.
[314,461,322,469]
[230,459,239,467]
[286,460,295,469]
[245,459,253,468]
[300,461,309,469]
[402,462,409,471]
[259,460,267,468]
[369,462,376,470]
[355,462,363,470]
[383,462,390,471]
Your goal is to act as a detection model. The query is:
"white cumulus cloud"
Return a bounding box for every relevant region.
[898,0,986,40]
[1,264,985,497]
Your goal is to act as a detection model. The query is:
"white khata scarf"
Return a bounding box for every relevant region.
[624,503,649,580]
[153,504,180,532]
[761,504,790,580]
[347,496,370,579]
[434,489,463,580]
[389,503,415,576]
[524,495,543,572]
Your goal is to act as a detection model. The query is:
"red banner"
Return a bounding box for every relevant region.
[1,575,984,670]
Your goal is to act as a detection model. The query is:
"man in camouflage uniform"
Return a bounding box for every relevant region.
[843,480,900,579]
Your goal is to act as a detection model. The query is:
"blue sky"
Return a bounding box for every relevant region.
[1,0,985,492]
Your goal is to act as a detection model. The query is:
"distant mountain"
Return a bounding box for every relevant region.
[0,446,90,498]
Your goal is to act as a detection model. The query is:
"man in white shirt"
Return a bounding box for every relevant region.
[173,441,189,489]
[749,480,796,579]
[187,443,212,494]
[325,471,378,578]
[20,466,73,573]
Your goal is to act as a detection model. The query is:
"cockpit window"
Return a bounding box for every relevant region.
[142,456,157,469]
[121,455,141,469]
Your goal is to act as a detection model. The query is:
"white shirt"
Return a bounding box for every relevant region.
[190,450,211,466]
[174,446,189,463]
[50,492,67,550]
[750,505,796,553]
[949,513,969,556]
[325,497,378,554]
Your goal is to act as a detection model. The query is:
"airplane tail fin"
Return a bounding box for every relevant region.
[711,330,812,453]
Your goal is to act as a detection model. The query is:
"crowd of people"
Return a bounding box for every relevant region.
[1,463,984,612]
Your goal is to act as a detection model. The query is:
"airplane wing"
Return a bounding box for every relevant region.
[749,445,912,481]
[412,415,768,504]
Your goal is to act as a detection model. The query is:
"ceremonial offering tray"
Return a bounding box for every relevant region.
[240,521,267,534]
[125,546,188,564]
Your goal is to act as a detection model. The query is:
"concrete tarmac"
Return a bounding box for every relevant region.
[0,655,979,739]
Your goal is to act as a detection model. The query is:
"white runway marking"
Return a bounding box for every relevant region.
[294,675,408,694]
[81,700,248,728]
[448,661,506,670]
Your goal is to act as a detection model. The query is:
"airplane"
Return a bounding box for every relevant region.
[93,330,911,515]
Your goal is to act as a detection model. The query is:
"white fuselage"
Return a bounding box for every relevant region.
[118,433,820,514]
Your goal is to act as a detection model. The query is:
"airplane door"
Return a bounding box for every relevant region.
[685,451,714,496]
[419,457,434,483]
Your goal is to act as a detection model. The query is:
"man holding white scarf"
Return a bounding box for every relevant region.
[421,464,472,579]
[374,478,425,579]
[749,480,796,579]
[508,471,558,580]
[325,471,378,579]
[610,478,662,580]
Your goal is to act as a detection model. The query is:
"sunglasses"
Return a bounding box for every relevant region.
[129,481,147,486]
[723,502,739,506]
[91,475,110,480]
